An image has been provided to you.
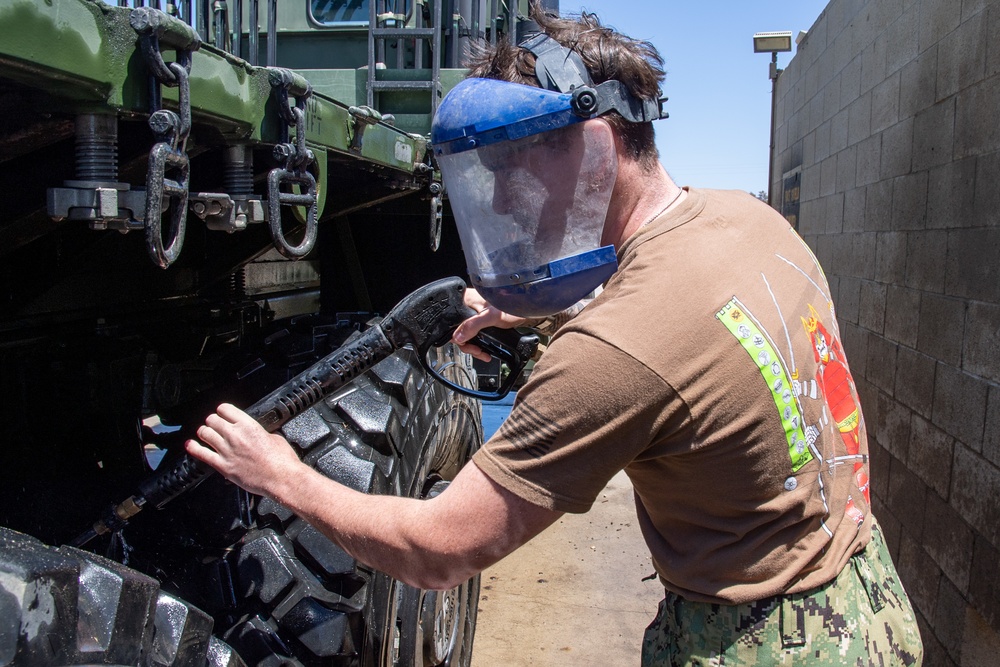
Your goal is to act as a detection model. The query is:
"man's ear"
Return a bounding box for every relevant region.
[582,117,617,155]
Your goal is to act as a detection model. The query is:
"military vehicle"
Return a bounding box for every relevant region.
[0,1,552,664]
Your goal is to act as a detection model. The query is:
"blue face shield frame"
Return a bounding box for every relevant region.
[432,80,620,318]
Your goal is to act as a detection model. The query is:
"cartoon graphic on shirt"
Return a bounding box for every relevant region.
[801,303,870,522]
[717,252,871,535]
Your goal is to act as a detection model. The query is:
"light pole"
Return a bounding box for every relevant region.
[753,31,793,208]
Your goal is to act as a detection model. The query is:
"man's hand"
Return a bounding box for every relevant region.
[185,403,302,498]
[451,288,528,362]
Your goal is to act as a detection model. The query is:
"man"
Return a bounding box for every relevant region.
[187,5,923,664]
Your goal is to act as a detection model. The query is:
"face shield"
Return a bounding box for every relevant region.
[432,78,620,317]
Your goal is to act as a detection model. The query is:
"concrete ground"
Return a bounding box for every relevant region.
[470,469,664,666]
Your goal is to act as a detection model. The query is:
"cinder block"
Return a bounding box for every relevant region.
[918,0,962,55]
[859,279,888,333]
[950,444,1000,554]
[897,529,939,617]
[925,491,974,596]
[841,320,870,376]
[986,5,1000,77]
[876,232,908,284]
[865,333,899,393]
[837,275,863,324]
[801,162,823,203]
[881,118,915,180]
[848,92,873,145]
[860,35,889,94]
[831,107,850,154]
[866,0,905,52]
[869,439,893,512]
[962,0,989,23]
[885,4,921,74]
[972,151,1000,226]
[905,229,948,291]
[909,414,956,504]
[936,27,961,102]
[865,179,895,231]
[927,157,976,230]
[824,78,843,125]
[900,48,939,117]
[983,386,1000,468]
[913,99,956,172]
[883,284,921,348]
[894,346,936,419]
[854,231,879,280]
[953,12,987,94]
[933,362,987,450]
[811,98,829,147]
[918,296,965,366]
[844,186,867,232]
[823,192,844,234]
[916,613,959,667]
[945,228,1000,302]
[954,75,1000,159]
[856,134,883,185]
[969,536,1000,633]
[836,145,858,193]
[933,575,968,662]
[821,155,839,196]
[840,54,863,112]
[872,71,901,133]
[961,606,1000,666]
[891,172,929,231]
[963,300,1000,383]
[876,391,912,462]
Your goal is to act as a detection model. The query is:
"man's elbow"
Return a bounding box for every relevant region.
[399,549,495,591]
[403,562,480,591]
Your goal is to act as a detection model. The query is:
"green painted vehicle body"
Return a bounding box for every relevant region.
[0,1,549,665]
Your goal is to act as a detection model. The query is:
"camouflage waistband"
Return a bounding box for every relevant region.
[641,519,923,666]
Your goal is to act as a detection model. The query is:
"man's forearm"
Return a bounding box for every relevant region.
[266,462,481,590]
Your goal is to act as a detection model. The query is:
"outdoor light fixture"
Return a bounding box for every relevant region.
[753,31,794,209]
[752,31,793,54]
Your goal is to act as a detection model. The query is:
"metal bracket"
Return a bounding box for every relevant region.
[189,193,266,233]
[429,181,443,252]
[348,105,392,153]
[267,68,319,259]
[133,8,201,269]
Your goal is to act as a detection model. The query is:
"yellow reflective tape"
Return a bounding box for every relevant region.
[716,298,813,472]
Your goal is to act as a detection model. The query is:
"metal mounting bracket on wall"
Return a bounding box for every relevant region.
[267,68,319,259]
[132,7,201,269]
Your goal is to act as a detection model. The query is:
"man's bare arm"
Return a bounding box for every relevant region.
[186,403,562,590]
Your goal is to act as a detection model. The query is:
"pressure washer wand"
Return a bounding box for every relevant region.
[69,276,487,548]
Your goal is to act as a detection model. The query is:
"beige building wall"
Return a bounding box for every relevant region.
[772,0,1000,663]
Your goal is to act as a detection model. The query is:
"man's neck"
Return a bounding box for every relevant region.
[603,159,684,250]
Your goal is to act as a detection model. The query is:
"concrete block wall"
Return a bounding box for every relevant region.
[773,0,1000,663]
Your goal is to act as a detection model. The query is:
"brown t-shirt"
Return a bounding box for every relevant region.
[473,188,872,605]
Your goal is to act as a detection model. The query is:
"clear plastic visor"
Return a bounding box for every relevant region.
[438,122,618,289]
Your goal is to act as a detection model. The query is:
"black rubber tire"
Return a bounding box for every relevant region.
[0,526,245,667]
[0,321,482,667]
[214,326,484,667]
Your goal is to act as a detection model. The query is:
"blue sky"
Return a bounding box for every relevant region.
[560,1,830,194]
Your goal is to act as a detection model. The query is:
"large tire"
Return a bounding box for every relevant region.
[0,527,245,667]
[210,320,483,667]
[0,318,483,667]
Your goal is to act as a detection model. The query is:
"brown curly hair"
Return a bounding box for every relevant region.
[466,2,666,168]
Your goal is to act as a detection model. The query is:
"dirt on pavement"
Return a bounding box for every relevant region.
[471,470,664,666]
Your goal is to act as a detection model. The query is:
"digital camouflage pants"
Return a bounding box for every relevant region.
[641,520,923,666]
